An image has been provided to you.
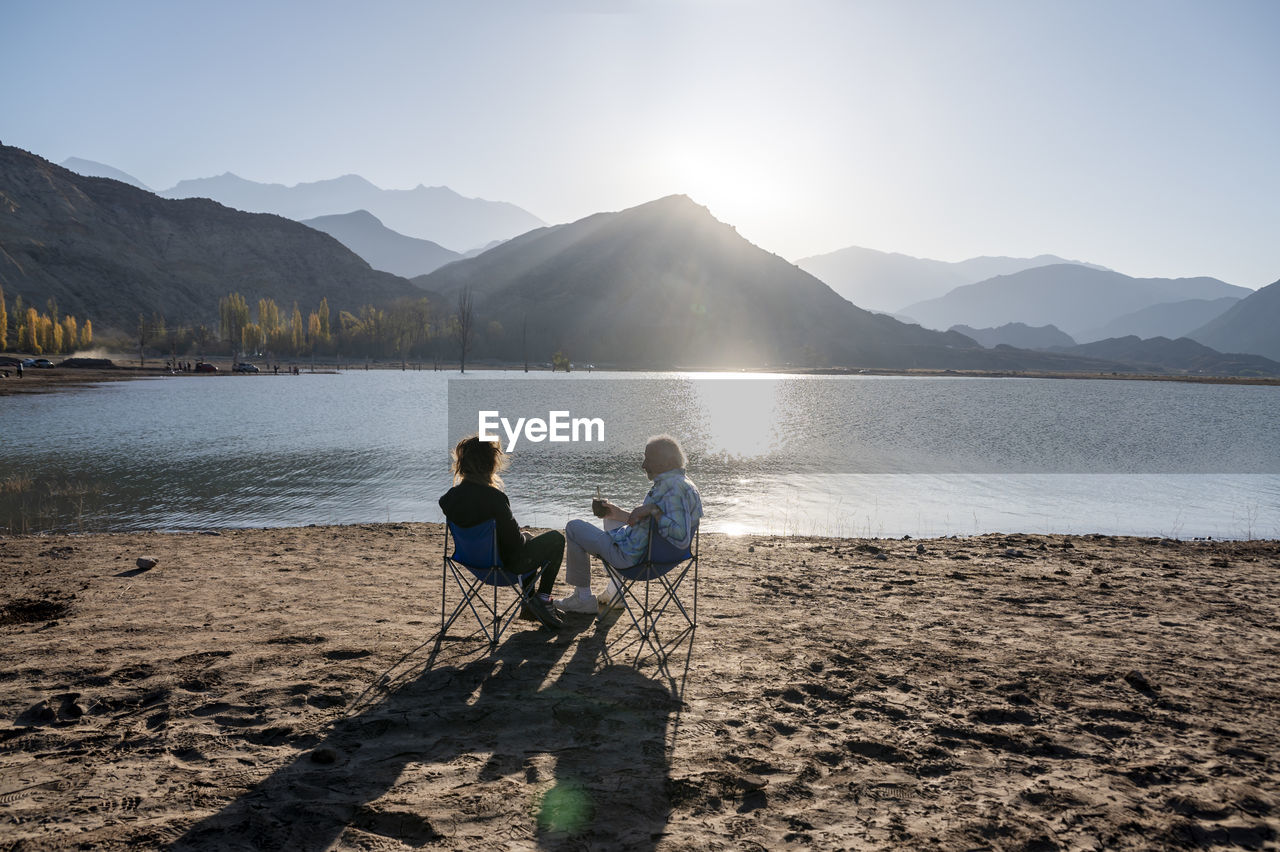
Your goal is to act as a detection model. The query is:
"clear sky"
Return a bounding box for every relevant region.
[3,0,1278,286]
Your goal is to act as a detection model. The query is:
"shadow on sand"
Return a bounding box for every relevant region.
[173,614,692,850]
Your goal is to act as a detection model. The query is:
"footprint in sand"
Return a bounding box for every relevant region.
[322,648,371,661]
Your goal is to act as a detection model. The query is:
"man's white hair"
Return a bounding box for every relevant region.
[645,434,686,470]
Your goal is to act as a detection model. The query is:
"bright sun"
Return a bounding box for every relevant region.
[652,136,793,237]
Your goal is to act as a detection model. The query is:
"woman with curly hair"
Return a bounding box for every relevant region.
[438,434,564,629]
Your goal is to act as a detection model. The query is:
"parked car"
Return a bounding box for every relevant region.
[194,362,218,373]
[232,362,260,373]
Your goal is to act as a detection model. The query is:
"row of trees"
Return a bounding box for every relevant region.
[0,286,93,354]
[214,293,471,361]
[118,292,481,365]
[113,294,454,365]
[0,285,514,369]
[218,294,334,358]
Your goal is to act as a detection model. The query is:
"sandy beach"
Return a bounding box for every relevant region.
[0,367,148,397]
[1,525,1277,850]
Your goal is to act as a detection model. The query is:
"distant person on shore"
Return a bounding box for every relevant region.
[557,435,702,613]
[438,435,565,629]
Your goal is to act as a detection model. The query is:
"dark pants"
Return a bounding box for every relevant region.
[513,530,564,597]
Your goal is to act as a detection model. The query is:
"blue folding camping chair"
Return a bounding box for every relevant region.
[597,517,699,664]
[440,519,547,648]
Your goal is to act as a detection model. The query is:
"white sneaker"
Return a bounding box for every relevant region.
[598,579,624,611]
[555,592,597,614]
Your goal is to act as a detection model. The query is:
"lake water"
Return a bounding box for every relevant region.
[2,371,1277,539]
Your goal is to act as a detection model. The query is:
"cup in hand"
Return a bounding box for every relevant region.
[591,497,608,518]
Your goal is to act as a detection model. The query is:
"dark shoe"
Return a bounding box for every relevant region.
[523,594,563,630]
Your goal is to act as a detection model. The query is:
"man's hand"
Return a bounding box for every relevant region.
[627,503,661,526]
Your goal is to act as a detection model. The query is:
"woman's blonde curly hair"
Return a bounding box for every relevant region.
[451,434,508,487]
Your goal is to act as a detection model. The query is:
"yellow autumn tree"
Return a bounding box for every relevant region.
[219,293,250,354]
[290,303,303,354]
[318,297,331,343]
[61,316,78,353]
[242,322,264,355]
[37,314,52,352]
[25,307,41,354]
[258,298,281,338]
[80,319,93,349]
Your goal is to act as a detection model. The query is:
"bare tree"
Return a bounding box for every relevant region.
[137,313,148,369]
[455,287,475,373]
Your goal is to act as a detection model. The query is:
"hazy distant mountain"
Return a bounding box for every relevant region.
[413,195,1133,373]
[60,157,151,190]
[161,172,544,252]
[1055,336,1280,377]
[300,210,461,278]
[901,265,1252,338]
[795,245,1104,312]
[1078,297,1240,343]
[950,322,1076,350]
[463,240,506,259]
[1187,279,1280,361]
[0,144,422,330]
[951,255,1109,283]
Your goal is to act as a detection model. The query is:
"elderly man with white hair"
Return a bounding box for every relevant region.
[556,434,703,614]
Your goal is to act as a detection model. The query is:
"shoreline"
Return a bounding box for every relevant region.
[3,361,1278,398]
[2,523,1276,849]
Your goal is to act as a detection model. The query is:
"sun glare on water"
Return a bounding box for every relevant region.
[691,379,781,460]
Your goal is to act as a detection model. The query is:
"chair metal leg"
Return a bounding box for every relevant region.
[441,522,545,652]
[598,559,698,669]
[439,559,543,651]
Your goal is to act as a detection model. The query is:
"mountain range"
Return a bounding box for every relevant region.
[1,144,421,329]
[158,172,543,253]
[411,195,1143,372]
[1187,280,1280,362]
[8,145,1277,374]
[795,245,1106,313]
[946,321,1280,376]
[62,157,503,278]
[299,210,462,278]
[1079,297,1243,343]
[949,323,1077,350]
[60,157,151,191]
[1051,335,1280,377]
[900,265,1252,339]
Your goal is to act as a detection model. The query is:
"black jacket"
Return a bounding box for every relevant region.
[438,480,525,567]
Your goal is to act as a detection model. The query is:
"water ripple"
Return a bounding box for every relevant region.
[2,372,1277,537]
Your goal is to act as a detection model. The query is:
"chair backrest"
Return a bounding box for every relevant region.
[647,519,696,566]
[446,519,503,571]
[616,518,697,581]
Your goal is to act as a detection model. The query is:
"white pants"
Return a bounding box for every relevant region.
[564,518,632,587]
